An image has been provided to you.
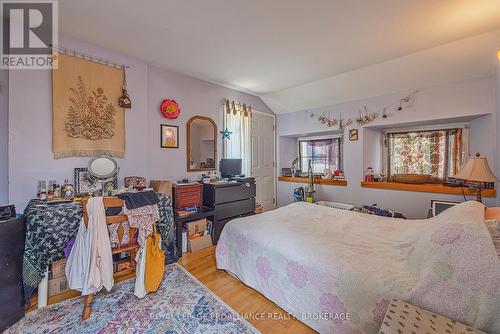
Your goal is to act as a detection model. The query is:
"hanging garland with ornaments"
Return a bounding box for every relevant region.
[309,90,418,130]
[317,113,353,130]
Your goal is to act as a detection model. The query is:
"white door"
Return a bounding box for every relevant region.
[251,112,276,211]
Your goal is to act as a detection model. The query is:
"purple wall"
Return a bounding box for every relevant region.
[277,77,498,218]
[147,65,272,181]
[8,36,272,210]
[496,62,500,203]
[0,69,8,204]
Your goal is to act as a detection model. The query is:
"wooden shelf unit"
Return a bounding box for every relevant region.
[361,181,496,197]
[111,242,139,255]
[278,176,347,186]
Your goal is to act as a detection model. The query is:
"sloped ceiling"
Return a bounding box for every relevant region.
[59,0,500,113]
[262,30,500,113]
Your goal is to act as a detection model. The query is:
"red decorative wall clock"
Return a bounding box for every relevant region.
[160,99,180,119]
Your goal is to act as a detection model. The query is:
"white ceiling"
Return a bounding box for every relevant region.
[262,30,500,113]
[59,0,500,113]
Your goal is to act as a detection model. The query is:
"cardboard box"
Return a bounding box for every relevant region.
[49,258,67,279]
[149,180,172,197]
[48,276,69,296]
[186,218,207,237]
[188,234,212,252]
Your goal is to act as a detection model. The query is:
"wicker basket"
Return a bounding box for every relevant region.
[392,174,432,184]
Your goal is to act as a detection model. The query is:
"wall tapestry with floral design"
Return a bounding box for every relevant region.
[52,53,125,159]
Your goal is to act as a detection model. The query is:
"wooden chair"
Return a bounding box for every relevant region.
[81,197,139,320]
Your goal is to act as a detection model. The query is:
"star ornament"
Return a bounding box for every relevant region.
[220,128,232,140]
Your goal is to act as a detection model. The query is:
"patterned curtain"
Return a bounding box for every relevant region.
[387,129,463,179]
[299,138,340,174]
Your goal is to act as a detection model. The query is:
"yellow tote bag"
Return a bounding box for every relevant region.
[145,225,165,292]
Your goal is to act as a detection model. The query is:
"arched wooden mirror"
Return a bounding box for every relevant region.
[187,116,217,172]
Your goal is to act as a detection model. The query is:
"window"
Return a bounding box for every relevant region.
[223,106,251,176]
[298,136,342,174]
[384,126,468,179]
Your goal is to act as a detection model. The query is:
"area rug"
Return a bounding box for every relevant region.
[7,263,259,334]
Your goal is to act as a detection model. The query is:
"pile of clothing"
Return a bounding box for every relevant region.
[358,204,407,219]
[65,191,165,299]
[117,191,165,298]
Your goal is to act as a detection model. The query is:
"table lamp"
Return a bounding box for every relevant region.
[453,153,498,203]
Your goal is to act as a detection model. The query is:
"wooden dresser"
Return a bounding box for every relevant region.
[172,183,202,210]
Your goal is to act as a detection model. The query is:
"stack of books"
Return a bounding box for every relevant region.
[177,206,198,218]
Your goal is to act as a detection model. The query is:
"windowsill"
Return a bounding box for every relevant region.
[361,181,496,197]
[278,176,347,186]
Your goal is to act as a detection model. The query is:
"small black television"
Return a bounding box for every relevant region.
[220,159,242,178]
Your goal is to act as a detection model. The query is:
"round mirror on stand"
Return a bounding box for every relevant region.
[87,156,119,195]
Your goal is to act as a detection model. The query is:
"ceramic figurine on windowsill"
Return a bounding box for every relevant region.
[364,167,374,182]
[291,157,300,177]
[322,169,333,179]
[333,170,346,181]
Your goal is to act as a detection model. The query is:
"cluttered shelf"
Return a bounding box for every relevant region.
[278,176,347,186]
[360,181,496,197]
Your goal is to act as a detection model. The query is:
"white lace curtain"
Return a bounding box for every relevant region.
[223,103,251,176]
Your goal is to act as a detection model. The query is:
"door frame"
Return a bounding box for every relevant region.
[251,110,277,209]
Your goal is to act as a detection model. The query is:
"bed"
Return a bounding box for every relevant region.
[216,201,500,334]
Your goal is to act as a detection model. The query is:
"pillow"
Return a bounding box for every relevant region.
[378,298,486,334]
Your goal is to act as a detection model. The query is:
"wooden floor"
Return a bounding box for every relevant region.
[179,246,316,334]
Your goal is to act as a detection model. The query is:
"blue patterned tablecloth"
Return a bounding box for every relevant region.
[22,200,82,304]
[22,194,177,304]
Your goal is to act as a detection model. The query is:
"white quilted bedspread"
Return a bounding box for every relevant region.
[216,201,500,334]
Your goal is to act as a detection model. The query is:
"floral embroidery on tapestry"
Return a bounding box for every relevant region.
[65,76,116,140]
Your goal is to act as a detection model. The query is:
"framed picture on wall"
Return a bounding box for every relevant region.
[74,168,101,195]
[349,129,358,141]
[161,124,179,148]
[74,168,118,196]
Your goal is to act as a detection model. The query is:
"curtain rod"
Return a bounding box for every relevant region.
[223,98,252,110]
[52,46,130,69]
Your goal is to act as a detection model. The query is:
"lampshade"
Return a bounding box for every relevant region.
[498,49,500,61]
[454,153,498,183]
